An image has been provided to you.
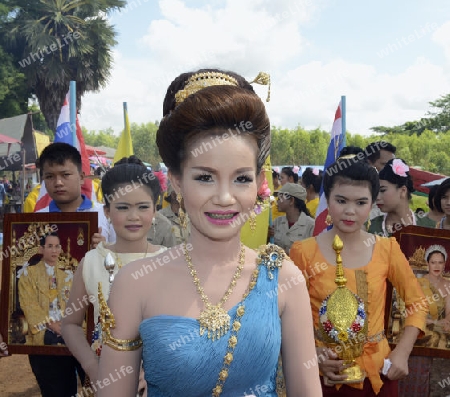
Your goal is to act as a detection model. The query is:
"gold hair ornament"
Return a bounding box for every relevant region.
[175,72,239,105]
[98,283,142,351]
[249,71,271,102]
[338,154,357,160]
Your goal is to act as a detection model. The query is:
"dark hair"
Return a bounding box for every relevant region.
[293,197,311,217]
[323,159,379,202]
[281,167,299,184]
[435,178,450,213]
[365,141,396,163]
[301,167,323,193]
[428,184,439,211]
[156,69,270,175]
[339,146,364,158]
[272,169,280,180]
[39,143,82,172]
[40,232,59,246]
[426,249,446,262]
[378,159,414,200]
[101,156,161,208]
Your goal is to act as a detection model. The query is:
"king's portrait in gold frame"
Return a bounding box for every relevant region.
[0,212,96,355]
[386,225,450,358]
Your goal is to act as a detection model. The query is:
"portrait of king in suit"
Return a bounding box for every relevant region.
[18,232,73,346]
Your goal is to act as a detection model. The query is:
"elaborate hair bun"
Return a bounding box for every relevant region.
[157,69,270,175]
[379,158,414,193]
[115,155,146,167]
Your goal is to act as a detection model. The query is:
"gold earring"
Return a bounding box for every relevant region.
[249,210,257,233]
[325,214,333,226]
[366,218,371,231]
[177,193,187,230]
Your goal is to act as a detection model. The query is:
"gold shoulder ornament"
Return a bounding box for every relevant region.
[257,244,286,279]
[98,282,142,351]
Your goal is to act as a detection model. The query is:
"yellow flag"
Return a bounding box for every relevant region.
[240,156,273,249]
[114,102,134,163]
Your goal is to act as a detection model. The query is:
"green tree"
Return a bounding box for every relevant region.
[0,2,28,116]
[130,122,162,166]
[29,101,53,137]
[426,93,450,132]
[82,127,117,147]
[3,0,125,131]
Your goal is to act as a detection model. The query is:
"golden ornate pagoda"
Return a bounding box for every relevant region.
[318,235,367,384]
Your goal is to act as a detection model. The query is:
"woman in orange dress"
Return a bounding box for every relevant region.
[290,156,427,396]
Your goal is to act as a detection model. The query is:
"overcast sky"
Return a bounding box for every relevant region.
[80,0,450,136]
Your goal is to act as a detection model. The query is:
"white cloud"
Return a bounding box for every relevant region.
[140,0,315,71]
[432,20,450,62]
[81,0,450,139]
[269,57,449,135]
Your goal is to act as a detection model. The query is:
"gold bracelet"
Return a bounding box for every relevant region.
[103,335,142,351]
[98,282,142,352]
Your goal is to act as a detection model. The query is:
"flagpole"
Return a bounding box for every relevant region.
[123,102,128,130]
[341,95,346,147]
[69,81,76,144]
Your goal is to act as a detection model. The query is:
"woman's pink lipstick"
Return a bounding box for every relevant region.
[343,220,355,226]
[205,211,239,225]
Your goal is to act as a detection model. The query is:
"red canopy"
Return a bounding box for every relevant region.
[85,145,106,156]
[0,133,21,144]
[409,167,447,194]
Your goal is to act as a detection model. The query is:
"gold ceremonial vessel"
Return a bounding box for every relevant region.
[318,235,367,384]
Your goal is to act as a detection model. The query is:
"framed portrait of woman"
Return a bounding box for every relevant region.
[386,225,450,358]
[0,212,96,355]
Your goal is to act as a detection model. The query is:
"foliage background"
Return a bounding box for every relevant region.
[81,122,450,175]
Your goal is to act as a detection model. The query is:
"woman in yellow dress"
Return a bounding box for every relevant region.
[417,245,450,345]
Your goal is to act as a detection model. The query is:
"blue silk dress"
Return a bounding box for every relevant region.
[139,265,281,396]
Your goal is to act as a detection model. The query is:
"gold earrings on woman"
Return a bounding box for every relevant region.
[177,193,187,230]
[249,210,257,233]
[325,214,333,226]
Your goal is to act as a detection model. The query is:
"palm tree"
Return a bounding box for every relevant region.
[3,0,125,131]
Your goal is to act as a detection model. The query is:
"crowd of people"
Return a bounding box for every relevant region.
[0,68,449,397]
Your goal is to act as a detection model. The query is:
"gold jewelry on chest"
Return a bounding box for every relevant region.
[104,243,150,284]
[183,243,245,341]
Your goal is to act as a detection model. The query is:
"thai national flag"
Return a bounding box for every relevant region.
[313,100,346,236]
[34,93,94,211]
[55,94,91,176]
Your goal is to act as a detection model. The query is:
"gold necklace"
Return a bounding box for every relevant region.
[212,265,259,396]
[183,243,245,341]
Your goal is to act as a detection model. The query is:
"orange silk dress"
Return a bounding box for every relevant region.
[290,236,427,395]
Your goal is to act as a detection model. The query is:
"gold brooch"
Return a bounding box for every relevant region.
[257,244,285,279]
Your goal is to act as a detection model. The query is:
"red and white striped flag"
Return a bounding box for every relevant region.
[313,99,346,236]
[34,93,95,211]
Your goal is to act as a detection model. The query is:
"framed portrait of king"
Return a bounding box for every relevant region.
[0,212,97,355]
[385,225,450,358]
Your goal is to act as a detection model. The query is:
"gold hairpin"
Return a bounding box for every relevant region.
[338,154,357,160]
[175,72,239,104]
[250,72,271,102]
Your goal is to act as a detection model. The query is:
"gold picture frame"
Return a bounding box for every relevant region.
[385,225,450,358]
[0,212,96,355]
